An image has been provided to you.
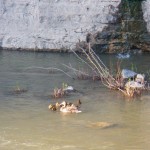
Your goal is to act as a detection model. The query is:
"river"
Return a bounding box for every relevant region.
[0,50,150,150]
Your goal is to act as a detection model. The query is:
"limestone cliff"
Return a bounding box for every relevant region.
[92,0,150,53]
[0,0,121,51]
[0,0,150,52]
[142,0,150,33]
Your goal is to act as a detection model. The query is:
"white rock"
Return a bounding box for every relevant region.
[125,81,144,89]
[135,74,145,84]
[121,69,137,79]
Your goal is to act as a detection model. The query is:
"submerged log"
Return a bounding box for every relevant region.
[88,122,118,129]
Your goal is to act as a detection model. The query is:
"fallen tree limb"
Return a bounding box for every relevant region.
[24,66,73,78]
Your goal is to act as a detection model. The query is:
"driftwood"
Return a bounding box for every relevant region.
[23,46,149,98]
[68,44,123,90]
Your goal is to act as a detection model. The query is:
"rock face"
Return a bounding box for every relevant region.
[142,0,150,33]
[140,0,150,52]
[0,0,121,51]
[92,0,150,53]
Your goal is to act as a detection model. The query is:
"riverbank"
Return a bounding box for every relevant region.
[0,46,149,54]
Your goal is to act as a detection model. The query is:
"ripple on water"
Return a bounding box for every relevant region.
[0,136,11,147]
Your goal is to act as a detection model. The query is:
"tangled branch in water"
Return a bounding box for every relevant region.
[67,44,149,98]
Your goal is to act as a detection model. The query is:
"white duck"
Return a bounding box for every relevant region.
[59,101,82,113]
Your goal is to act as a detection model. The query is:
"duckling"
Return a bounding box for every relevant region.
[48,104,57,111]
[55,102,60,109]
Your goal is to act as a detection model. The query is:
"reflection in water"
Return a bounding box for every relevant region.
[0,51,150,150]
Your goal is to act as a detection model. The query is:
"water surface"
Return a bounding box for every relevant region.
[0,51,150,150]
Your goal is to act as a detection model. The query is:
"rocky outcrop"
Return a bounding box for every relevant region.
[91,0,150,53]
[0,0,121,51]
[140,0,150,52]
[142,0,150,33]
[0,0,150,53]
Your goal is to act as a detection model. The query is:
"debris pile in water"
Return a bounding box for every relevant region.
[66,44,150,98]
[121,69,146,97]
[51,83,75,99]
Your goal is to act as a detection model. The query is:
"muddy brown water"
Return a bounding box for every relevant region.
[0,51,150,150]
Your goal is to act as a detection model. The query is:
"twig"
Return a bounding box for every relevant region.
[62,64,91,77]
[70,49,95,71]
[24,66,73,78]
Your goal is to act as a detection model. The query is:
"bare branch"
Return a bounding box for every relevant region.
[24,66,73,78]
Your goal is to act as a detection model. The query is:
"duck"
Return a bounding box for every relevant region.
[74,99,82,108]
[59,101,82,113]
[67,99,81,107]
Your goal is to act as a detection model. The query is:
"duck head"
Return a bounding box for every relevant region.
[60,101,67,107]
[55,102,60,108]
